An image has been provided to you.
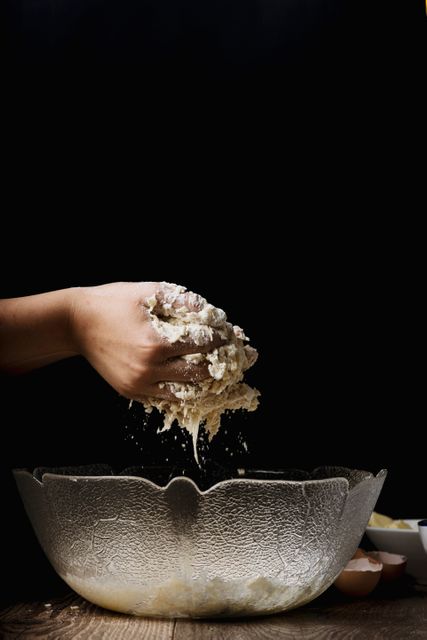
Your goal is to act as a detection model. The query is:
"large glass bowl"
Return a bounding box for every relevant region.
[14,465,386,617]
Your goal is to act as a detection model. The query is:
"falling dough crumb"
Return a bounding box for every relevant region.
[139,282,260,461]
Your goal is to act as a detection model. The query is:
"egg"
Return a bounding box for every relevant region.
[367,551,407,582]
[334,554,383,597]
[352,547,369,560]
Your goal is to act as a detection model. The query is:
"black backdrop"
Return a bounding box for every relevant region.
[2,0,377,65]
[4,0,425,70]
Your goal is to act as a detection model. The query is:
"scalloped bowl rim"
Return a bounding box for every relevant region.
[25,468,388,496]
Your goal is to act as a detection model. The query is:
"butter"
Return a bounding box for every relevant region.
[368,512,412,529]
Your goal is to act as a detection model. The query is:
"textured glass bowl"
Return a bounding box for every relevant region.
[14,465,386,618]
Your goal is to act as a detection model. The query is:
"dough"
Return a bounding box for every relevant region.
[64,572,318,617]
[140,283,260,462]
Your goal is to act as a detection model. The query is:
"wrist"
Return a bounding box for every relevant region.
[65,287,87,355]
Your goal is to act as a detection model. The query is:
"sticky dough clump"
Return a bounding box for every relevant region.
[140,282,260,460]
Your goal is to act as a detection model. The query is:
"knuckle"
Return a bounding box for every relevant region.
[124,362,152,390]
[144,342,164,363]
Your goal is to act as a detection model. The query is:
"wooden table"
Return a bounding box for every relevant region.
[1,581,426,639]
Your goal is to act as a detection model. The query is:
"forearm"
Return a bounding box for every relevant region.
[0,288,79,373]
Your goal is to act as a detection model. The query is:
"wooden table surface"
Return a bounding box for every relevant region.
[1,580,426,640]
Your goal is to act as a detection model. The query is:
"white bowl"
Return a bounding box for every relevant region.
[366,519,427,583]
[419,520,427,554]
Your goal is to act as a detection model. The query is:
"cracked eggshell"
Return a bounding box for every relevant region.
[334,556,383,597]
[367,551,407,582]
[352,548,369,560]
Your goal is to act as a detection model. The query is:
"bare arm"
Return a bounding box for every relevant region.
[0,288,77,372]
[0,283,222,399]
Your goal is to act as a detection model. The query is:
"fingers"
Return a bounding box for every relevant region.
[154,359,210,383]
[135,383,180,402]
[156,284,205,313]
[131,358,211,402]
[167,330,226,357]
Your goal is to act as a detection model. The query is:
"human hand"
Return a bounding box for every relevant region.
[70,282,223,401]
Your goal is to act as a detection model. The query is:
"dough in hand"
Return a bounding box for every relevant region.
[140,282,260,462]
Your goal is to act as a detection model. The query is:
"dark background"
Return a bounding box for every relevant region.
[1,0,425,608]
[0,0,396,65]
[3,0,425,72]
